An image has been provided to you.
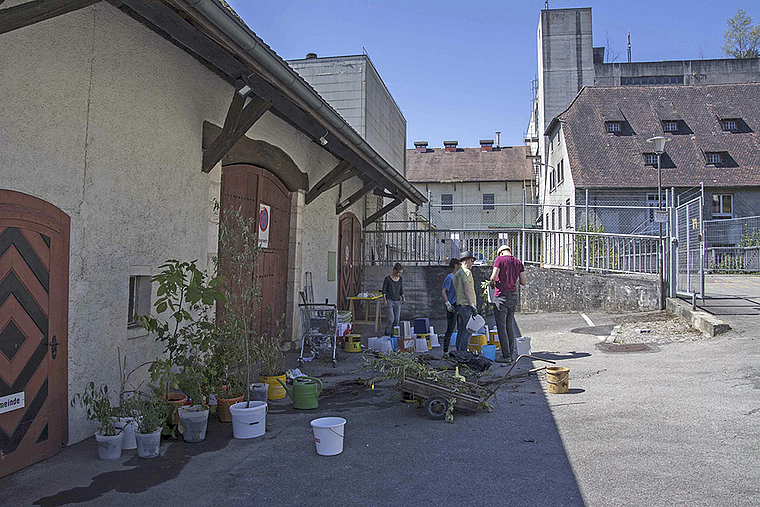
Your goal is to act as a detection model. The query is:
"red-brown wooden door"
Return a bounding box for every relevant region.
[219,165,291,336]
[0,190,70,477]
[338,213,362,311]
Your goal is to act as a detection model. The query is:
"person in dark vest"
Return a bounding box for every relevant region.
[489,245,526,363]
[382,263,406,336]
[441,257,460,357]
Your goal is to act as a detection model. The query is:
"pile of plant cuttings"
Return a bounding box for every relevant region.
[364,351,490,398]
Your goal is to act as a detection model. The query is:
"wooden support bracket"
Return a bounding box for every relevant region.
[304,160,353,205]
[202,87,271,173]
[336,181,377,215]
[0,0,101,35]
[364,198,403,227]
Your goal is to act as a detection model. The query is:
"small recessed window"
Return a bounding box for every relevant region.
[722,120,737,132]
[441,194,453,211]
[664,121,678,132]
[706,152,723,165]
[128,276,152,328]
[606,122,620,133]
[645,154,658,166]
[482,193,495,211]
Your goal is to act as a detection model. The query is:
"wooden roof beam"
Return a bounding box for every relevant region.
[336,180,377,215]
[364,198,403,228]
[0,0,101,35]
[304,160,354,205]
[202,84,271,172]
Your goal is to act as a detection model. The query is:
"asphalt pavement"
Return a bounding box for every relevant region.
[2,310,758,507]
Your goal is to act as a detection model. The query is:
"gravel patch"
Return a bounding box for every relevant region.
[605,311,704,344]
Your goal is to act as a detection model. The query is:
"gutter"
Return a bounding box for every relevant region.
[183,0,425,206]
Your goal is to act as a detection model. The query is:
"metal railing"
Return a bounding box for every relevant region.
[364,227,661,275]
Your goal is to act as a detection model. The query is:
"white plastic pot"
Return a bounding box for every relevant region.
[229,401,267,439]
[134,428,162,458]
[113,417,138,450]
[178,407,209,443]
[95,432,124,460]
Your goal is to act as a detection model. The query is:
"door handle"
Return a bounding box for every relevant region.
[50,335,59,360]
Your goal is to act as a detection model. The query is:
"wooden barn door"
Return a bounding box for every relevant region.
[219,165,291,337]
[0,190,70,478]
[338,213,362,311]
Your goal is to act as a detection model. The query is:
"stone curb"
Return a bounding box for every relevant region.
[665,298,731,337]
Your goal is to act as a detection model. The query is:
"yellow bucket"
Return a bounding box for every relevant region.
[546,367,570,394]
[260,374,287,400]
[418,333,431,350]
[488,330,501,349]
[344,334,362,353]
[468,334,488,353]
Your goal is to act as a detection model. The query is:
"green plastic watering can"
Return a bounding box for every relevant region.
[277,376,323,410]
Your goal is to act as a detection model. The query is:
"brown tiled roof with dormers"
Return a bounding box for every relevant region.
[550,83,760,188]
[405,145,535,183]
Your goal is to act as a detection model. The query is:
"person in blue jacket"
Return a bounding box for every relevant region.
[441,257,460,357]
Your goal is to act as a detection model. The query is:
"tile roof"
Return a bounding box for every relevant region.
[554,83,760,188]
[405,146,535,183]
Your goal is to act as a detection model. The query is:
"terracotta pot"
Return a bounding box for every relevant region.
[217,394,244,422]
[166,393,187,426]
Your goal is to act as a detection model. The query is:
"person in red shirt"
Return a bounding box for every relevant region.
[489,245,526,363]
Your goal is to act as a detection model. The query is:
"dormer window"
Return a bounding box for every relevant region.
[721,119,737,132]
[644,153,658,166]
[706,152,723,165]
[663,121,678,132]
[606,122,620,133]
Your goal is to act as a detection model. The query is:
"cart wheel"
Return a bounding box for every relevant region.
[297,358,304,367]
[424,396,448,420]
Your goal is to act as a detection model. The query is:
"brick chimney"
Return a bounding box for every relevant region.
[414,141,428,153]
[444,141,458,153]
[480,139,494,152]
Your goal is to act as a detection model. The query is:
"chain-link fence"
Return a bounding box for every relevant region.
[704,215,760,272]
[675,197,704,296]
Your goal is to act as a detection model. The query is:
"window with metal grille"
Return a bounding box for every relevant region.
[722,120,737,132]
[606,122,620,133]
[441,194,453,211]
[664,121,678,132]
[482,193,495,210]
[712,194,733,219]
[706,152,722,165]
[128,276,151,328]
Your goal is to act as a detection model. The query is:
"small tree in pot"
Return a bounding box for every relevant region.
[71,382,123,460]
[132,393,170,458]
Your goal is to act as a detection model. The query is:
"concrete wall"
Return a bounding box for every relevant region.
[289,55,406,175]
[0,3,361,443]
[594,58,760,86]
[363,264,658,319]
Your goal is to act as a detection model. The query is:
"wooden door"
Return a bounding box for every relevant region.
[0,190,70,477]
[338,213,362,310]
[219,165,291,337]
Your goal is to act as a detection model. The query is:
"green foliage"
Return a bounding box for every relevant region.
[574,223,619,270]
[140,259,225,406]
[133,393,171,434]
[445,398,456,424]
[257,323,286,377]
[214,207,263,400]
[739,225,760,247]
[71,382,119,436]
[723,8,760,58]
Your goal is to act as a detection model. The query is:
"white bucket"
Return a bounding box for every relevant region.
[113,417,137,450]
[310,417,346,456]
[229,401,267,439]
[415,338,428,353]
[368,337,379,351]
[377,339,392,354]
[430,333,440,347]
[516,336,532,356]
[95,432,124,460]
[466,314,486,333]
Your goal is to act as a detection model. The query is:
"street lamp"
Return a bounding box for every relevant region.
[647,136,670,310]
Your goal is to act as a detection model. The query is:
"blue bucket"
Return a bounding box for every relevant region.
[450,332,457,347]
[481,345,496,361]
[390,337,398,351]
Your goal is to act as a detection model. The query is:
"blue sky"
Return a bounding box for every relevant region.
[227,0,757,149]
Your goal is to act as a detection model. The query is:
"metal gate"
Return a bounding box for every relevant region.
[675,196,704,298]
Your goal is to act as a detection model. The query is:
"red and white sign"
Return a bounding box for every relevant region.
[258,203,270,248]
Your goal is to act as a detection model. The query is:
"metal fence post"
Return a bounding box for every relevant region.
[585,189,590,271]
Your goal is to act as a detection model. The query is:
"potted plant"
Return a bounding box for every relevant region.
[175,355,211,443]
[214,206,269,437]
[140,259,224,441]
[112,348,150,450]
[71,382,123,460]
[256,327,287,401]
[132,393,170,458]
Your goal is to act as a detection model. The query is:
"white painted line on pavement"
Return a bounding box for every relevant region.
[580,312,595,327]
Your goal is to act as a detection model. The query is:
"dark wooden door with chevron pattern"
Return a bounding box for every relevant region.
[0,191,70,477]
